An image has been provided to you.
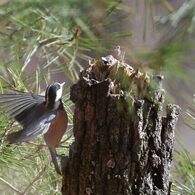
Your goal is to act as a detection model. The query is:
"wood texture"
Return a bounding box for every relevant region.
[62,56,180,195]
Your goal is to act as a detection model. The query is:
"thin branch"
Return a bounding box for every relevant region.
[25,141,47,148]
[0,166,46,195]
[21,45,39,73]
[0,176,23,195]
[161,0,174,13]
[23,166,46,194]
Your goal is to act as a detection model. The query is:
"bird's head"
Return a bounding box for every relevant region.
[45,82,65,107]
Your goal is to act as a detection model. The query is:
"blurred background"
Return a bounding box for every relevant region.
[0,0,194,194]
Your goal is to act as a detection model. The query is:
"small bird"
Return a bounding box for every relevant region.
[0,82,68,174]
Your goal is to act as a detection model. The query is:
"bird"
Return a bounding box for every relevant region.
[0,82,68,174]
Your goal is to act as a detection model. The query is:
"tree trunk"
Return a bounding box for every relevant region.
[62,55,180,195]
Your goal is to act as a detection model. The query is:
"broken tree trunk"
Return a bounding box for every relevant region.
[62,55,180,195]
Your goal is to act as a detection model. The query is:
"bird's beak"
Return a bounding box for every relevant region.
[60,82,66,87]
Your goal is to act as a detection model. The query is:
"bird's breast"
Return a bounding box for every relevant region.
[44,110,68,148]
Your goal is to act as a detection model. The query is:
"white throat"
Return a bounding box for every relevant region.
[55,87,63,102]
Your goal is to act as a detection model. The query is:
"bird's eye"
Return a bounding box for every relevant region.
[55,83,61,90]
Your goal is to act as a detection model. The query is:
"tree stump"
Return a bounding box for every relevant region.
[62,55,180,195]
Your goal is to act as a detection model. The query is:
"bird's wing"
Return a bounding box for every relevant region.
[0,92,45,126]
[7,112,57,143]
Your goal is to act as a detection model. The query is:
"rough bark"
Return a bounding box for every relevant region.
[62,55,180,195]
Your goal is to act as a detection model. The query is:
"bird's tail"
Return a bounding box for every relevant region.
[49,147,62,175]
[7,131,23,143]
